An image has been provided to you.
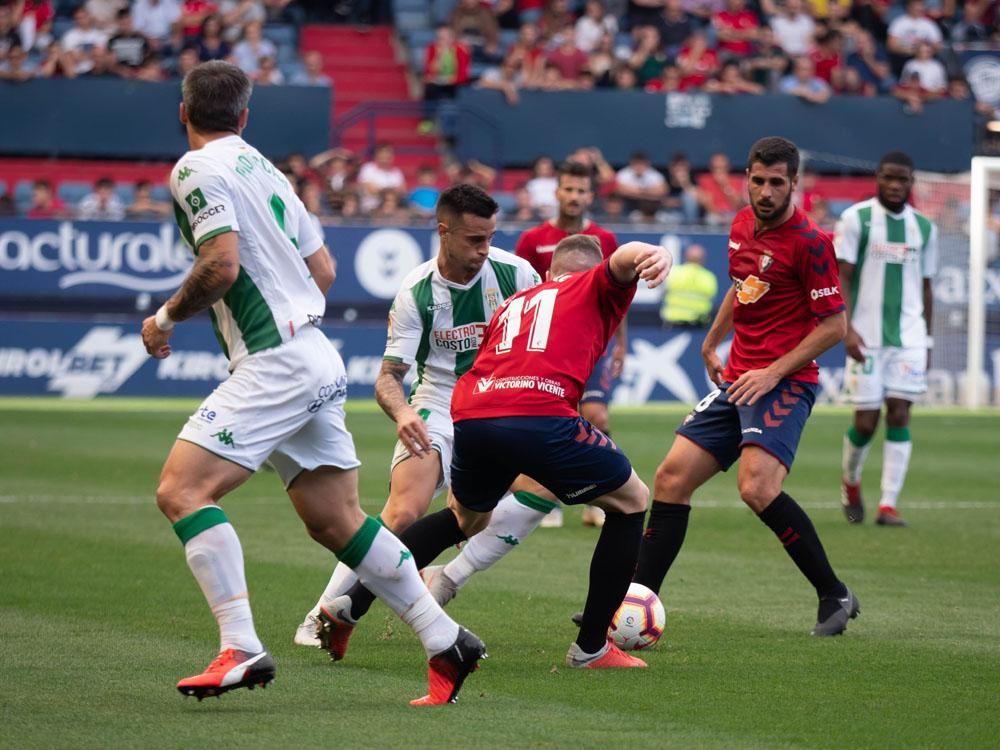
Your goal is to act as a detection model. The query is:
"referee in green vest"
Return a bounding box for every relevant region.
[660,244,718,328]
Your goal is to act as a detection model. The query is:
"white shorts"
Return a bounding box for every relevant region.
[389,406,453,491]
[843,346,927,408]
[178,326,361,488]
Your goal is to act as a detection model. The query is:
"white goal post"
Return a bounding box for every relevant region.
[968,157,996,409]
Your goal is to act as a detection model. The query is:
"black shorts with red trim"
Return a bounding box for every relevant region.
[451,416,633,512]
[676,380,818,472]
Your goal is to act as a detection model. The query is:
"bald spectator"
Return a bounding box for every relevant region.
[291,50,332,86]
[779,56,832,104]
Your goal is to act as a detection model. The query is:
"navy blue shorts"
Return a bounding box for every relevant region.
[676,380,818,472]
[581,346,616,405]
[451,416,633,513]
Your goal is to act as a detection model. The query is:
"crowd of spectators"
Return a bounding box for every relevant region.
[0,0,325,84]
[418,0,998,116]
[3,141,845,229]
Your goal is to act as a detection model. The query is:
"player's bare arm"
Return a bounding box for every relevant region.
[141,231,240,358]
[304,246,336,294]
[609,241,672,287]
[838,260,865,363]
[923,277,933,368]
[728,311,847,406]
[375,359,432,456]
[611,318,628,378]
[701,287,735,385]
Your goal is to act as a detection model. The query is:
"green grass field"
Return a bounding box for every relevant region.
[2,398,999,749]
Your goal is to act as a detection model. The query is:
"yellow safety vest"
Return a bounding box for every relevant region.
[661,263,718,325]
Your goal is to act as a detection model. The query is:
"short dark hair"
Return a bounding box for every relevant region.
[436,184,499,222]
[878,150,914,172]
[746,136,799,175]
[182,61,252,135]
[96,177,115,190]
[630,151,649,163]
[558,159,594,188]
[550,234,603,275]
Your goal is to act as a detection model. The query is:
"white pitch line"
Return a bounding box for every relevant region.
[0,496,997,510]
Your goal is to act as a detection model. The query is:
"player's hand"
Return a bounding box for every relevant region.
[611,338,627,378]
[141,316,173,359]
[727,367,781,406]
[702,346,725,386]
[634,244,672,289]
[844,327,866,364]
[396,406,433,458]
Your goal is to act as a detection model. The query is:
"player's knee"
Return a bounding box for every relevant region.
[380,504,421,534]
[885,404,911,427]
[737,477,778,513]
[155,474,194,521]
[622,479,650,514]
[653,461,691,503]
[854,411,879,435]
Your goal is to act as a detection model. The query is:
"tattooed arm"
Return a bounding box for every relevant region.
[375,358,432,457]
[141,232,240,358]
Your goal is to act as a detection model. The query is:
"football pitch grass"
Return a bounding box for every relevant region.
[2,398,998,749]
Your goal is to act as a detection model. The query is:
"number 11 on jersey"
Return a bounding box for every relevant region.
[495,288,559,354]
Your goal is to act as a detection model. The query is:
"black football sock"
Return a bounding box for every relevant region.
[577,510,645,655]
[757,492,846,599]
[346,508,468,621]
[634,501,691,596]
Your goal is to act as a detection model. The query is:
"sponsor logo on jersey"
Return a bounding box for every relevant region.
[728,240,741,250]
[484,287,500,312]
[733,275,771,304]
[184,188,208,213]
[869,242,917,264]
[536,243,559,255]
[426,300,452,312]
[191,204,226,231]
[177,166,196,182]
[432,323,486,352]
[810,285,839,300]
[759,253,773,272]
[473,375,566,397]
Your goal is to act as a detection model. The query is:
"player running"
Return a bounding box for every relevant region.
[515,159,627,528]
[350,235,672,669]
[630,136,861,636]
[836,151,937,527]
[143,61,483,706]
[293,185,556,659]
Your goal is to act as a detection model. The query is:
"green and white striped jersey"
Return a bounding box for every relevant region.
[384,247,541,414]
[834,198,937,349]
[170,135,326,368]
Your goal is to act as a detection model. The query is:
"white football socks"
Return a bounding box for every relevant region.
[842,430,873,484]
[443,492,548,588]
[183,520,263,654]
[881,438,912,509]
[307,561,359,619]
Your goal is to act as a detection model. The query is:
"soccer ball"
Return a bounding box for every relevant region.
[610,583,666,651]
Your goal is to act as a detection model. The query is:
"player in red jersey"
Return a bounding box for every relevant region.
[373,235,672,669]
[515,159,627,528]
[632,137,861,637]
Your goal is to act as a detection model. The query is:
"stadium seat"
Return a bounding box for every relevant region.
[150,185,171,203]
[52,17,73,39]
[57,182,91,207]
[499,29,519,52]
[277,43,297,63]
[828,199,852,219]
[280,61,306,81]
[495,191,516,214]
[14,180,33,212]
[263,23,296,49]
[115,184,136,206]
[431,0,457,26]
[0,180,6,198]
[395,9,431,32]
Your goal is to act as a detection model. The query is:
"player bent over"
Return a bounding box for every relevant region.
[144,61,483,705]
[336,236,672,668]
[632,137,861,636]
[291,185,554,662]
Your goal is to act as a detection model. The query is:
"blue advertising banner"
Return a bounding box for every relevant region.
[2,318,996,406]
[0,219,729,312]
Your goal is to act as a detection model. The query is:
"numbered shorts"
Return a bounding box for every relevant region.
[581,345,617,405]
[177,326,360,488]
[450,416,633,512]
[676,380,818,472]
[842,347,927,407]
[389,406,453,491]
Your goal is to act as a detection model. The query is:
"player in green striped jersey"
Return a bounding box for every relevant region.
[295,185,559,655]
[834,151,938,527]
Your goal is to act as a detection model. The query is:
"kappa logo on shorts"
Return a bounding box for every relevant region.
[733,275,771,304]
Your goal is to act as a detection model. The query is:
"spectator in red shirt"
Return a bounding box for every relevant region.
[705,59,764,93]
[696,151,746,225]
[713,0,760,58]
[421,26,471,129]
[505,21,545,87]
[546,32,589,81]
[645,62,685,92]
[25,180,67,219]
[676,29,719,89]
[809,29,842,84]
[181,0,217,39]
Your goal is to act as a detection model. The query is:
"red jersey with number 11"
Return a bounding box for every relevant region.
[452,260,636,421]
